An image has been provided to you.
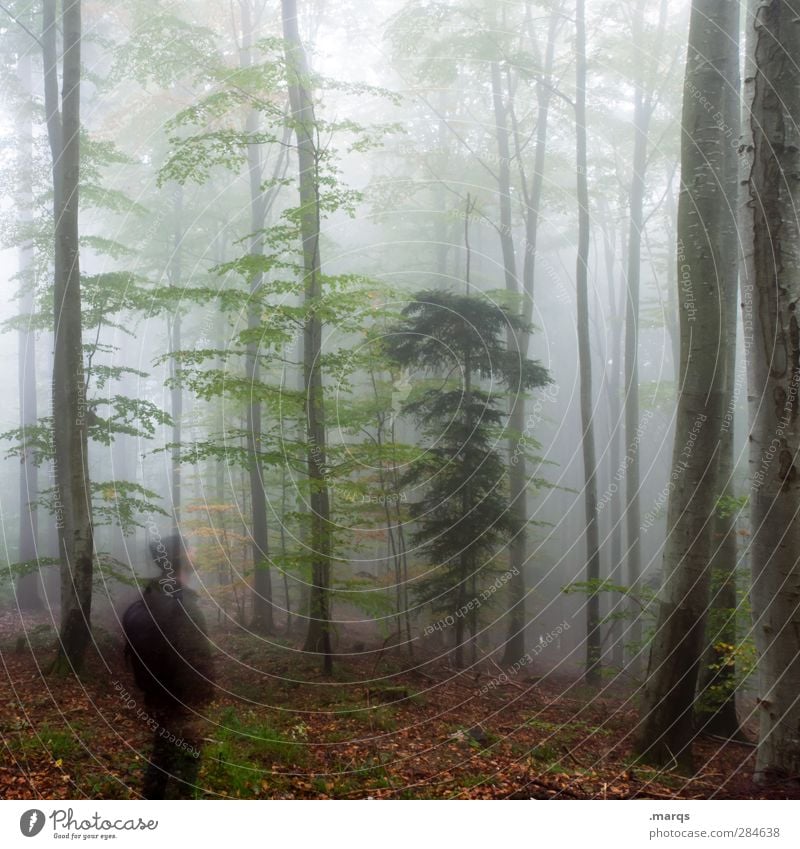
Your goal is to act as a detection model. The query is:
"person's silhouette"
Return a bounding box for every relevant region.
[122,535,214,799]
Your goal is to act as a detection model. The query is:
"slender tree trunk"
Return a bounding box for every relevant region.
[695,423,743,738]
[635,0,738,767]
[213,304,229,624]
[599,208,624,667]
[389,418,413,652]
[169,189,182,532]
[622,2,647,672]
[45,0,94,674]
[213,230,227,444]
[280,463,293,634]
[489,60,525,666]
[433,95,452,280]
[241,0,274,633]
[282,0,333,673]
[15,50,42,612]
[501,10,558,666]
[469,569,478,666]
[245,149,273,633]
[575,0,601,686]
[623,0,668,672]
[111,368,136,561]
[454,354,472,669]
[370,387,406,648]
[696,84,742,735]
[741,0,800,785]
[664,184,681,378]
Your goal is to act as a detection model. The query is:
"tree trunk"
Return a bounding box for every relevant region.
[575,0,601,686]
[499,9,558,667]
[623,0,667,672]
[622,0,648,673]
[169,189,182,532]
[489,59,525,666]
[15,50,42,612]
[389,417,413,652]
[696,134,742,738]
[280,463,293,635]
[44,0,94,674]
[695,428,743,738]
[455,354,473,670]
[635,0,738,767]
[664,185,681,378]
[599,205,624,667]
[241,0,273,634]
[213,303,229,625]
[282,0,333,673]
[741,0,800,785]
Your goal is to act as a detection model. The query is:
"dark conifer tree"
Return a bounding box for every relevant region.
[386,291,549,667]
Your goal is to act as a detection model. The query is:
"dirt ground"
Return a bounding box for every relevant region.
[1,610,786,800]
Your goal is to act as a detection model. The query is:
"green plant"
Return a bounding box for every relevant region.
[202,707,303,797]
[695,566,757,715]
[562,578,658,667]
[385,290,550,667]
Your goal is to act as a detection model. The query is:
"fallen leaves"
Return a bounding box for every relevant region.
[0,611,771,800]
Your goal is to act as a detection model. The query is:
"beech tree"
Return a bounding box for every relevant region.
[635,0,739,767]
[14,46,42,612]
[741,0,800,785]
[622,0,668,672]
[240,0,278,635]
[43,0,95,674]
[498,5,560,668]
[575,0,601,686]
[281,0,333,672]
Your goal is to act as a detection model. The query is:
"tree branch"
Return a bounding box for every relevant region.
[0,3,43,47]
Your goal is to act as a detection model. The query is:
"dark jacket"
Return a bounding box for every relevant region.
[122,579,215,711]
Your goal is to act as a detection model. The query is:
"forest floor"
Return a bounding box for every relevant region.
[0,611,784,800]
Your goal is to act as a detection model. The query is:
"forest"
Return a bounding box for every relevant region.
[0,0,798,803]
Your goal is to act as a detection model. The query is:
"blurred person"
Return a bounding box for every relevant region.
[122,534,215,799]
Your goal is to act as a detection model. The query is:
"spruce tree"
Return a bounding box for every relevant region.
[386,290,549,667]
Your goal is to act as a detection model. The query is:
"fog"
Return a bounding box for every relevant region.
[4,0,703,657]
[0,0,782,803]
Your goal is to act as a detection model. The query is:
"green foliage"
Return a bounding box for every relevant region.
[91,481,168,534]
[21,724,80,762]
[81,272,153,331]
[110,10,218,88]
[87,364,148,392]
[202,706,302,798]
[386,0,504,84]
[562,578,656,610]
[386,290,550,625]
[1,557,59,586]
[330,576,397,622]
[88,395,173,444]
[79,235,134,260]
[698,637,757,715]
[0,421,53,466]
[385,289,550,390]
[170,437,288,471]
[2,356,171,476]
[695,566,757,715]
[716,493,748,519]
[30,481,166,536]
[92,553,142,588]
[562,579,658,663]
[160,128,284,186]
